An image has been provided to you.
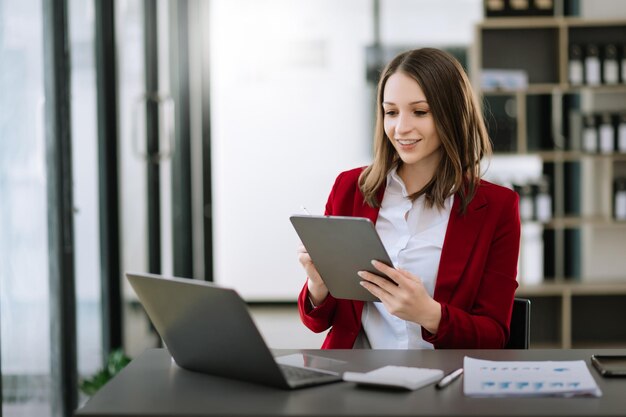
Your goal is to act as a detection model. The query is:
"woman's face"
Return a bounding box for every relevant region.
[382,71,442,173]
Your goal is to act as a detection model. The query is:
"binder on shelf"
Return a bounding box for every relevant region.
[568,44,584,86]
[484,95,518,153]
[542,229,556,280]
[534,177,552,223]
[602,44,619,85]
[563,161,581,217]
[562,93,581,151]
[564,228,581,279]
[568,110,583,151]
[525,95,553,151]
[618,113,626,153]
[520,223,544,285]
[615,178,626,221]
[563,0,580,16]
[598,113,615,154]
[620,43,626,84]
[582,114,598,153]
[584,44,601,86]
[518,183,535,222]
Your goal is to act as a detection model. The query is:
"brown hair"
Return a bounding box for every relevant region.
[358,48,491,214]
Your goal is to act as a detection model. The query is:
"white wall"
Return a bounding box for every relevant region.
[380,0,482,45]
[209,0,482,300]
[209,0,373,300]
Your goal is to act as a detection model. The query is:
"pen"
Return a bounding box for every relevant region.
[300,205,311,215]
[435,367,463,390]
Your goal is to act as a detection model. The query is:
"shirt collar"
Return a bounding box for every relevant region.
[386,166,409,198]
[386,166,455,208]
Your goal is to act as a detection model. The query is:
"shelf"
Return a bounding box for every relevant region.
[477,16,626,350]
[542,216,626,228]
[563,17,626,27]
[565,85,626,94]
[492,152,626,162]
[520,217,626,229]
[482,84,626,95]
[516,283,626,348]
[476,17,626,90]
[518,281,626,297]
[529,341,562,349]
[531,152,626,162]
[569,341,626,349]
[480,16,626,29]
[481,85,560,95]
[479,17,562,29]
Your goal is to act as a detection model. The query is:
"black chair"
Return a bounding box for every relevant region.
[505,298,531,349]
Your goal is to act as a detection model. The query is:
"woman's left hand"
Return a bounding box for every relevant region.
[358,260,442,334]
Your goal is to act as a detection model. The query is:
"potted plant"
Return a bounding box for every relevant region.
[79,349,131,396]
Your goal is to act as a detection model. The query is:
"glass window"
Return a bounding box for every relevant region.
[68,0,103,406]
[0,0,52,415]
[116,0,161,357]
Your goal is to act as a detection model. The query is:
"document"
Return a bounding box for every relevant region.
[343,366,443,391]
[463,357,602,397]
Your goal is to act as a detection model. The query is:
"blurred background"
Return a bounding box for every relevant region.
[1,0,626,416]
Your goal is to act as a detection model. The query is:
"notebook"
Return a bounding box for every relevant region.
[126,272,342,389]
[343,366,444,390]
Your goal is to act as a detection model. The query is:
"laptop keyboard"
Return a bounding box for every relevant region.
[280,364,334,382]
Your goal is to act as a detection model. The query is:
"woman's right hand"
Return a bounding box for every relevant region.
[297,244,329,306]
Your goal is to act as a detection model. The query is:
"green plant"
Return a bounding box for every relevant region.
[79,349,131,396]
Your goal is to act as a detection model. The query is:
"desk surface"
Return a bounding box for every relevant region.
[76,348,626,417]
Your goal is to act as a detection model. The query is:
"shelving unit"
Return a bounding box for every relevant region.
[517,282,626,348]
[473,16,626,348]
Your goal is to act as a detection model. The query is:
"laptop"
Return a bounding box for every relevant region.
[126,272,342,389]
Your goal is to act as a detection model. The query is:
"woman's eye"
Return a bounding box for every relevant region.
[414,110,428,116]
[384,110,397,116]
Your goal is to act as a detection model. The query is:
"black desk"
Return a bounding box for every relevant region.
[76,348,626,417]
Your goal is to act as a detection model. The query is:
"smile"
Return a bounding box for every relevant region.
[395,139,420,145]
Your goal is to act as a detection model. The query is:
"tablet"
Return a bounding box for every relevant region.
[290,215,395,302]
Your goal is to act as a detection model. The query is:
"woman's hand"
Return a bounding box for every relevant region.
[358,260,442,334]
[297,244,329,306]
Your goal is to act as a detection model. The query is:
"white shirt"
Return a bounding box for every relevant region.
[354,167,453,349]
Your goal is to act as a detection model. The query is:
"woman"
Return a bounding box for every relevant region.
[297,48,520,349]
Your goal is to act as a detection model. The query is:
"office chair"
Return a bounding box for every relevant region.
[505,298,531,349]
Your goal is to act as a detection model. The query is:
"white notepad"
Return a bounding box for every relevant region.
[343,366,444,390]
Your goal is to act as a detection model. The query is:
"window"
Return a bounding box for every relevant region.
[0,0,51,415]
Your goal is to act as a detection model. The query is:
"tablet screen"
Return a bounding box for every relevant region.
[290,215,395,302]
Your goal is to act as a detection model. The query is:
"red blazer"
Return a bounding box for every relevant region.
[298,167,521,349]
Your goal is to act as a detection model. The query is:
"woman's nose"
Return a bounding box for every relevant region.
[395,112,412,135]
